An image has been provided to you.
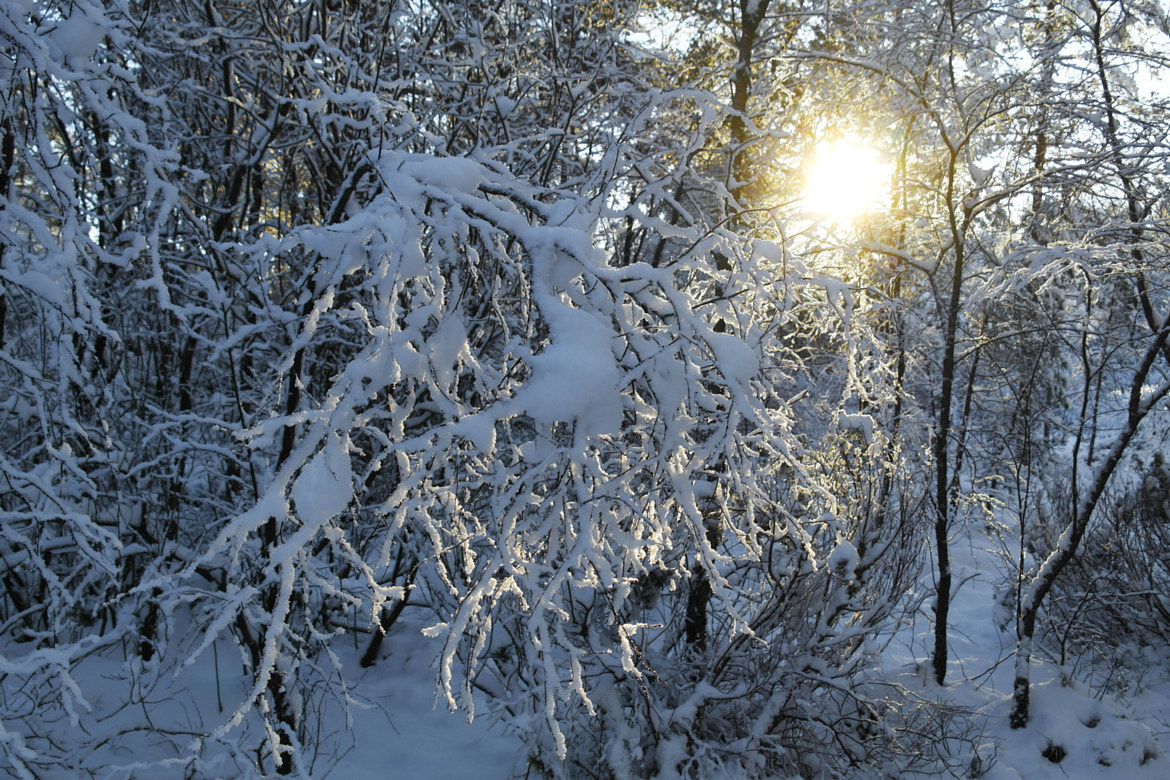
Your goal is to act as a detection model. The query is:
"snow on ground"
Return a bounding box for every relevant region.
[54,503,1167,779]
[41,613,524,778]
[320,620,523,780]
[878,500,1170,780]
[325,497,1170,780]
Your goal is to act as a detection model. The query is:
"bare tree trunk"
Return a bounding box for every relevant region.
[0,119,12,352]
[728,0,771,207]
[931,147,969,686]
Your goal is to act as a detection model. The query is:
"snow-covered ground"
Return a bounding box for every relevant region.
[317,508,1170,779]
[876,506,1170,780]
[58,505,1164,779]
[320,627,522,780]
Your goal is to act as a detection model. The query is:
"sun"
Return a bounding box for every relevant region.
[803,142,891,222]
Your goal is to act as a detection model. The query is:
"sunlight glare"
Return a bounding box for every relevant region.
[803,142,891,222]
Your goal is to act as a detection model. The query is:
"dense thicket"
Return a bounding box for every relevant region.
[1,0,1167,778]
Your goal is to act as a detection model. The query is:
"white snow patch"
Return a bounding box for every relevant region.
[291,437,352,526]
[493,95,517,117]
[400,155,484,194]
[839,412,875,445]
[50,6,107,66]
[516,302,622,438]
[827,539,859,581]
[706,332,758,386]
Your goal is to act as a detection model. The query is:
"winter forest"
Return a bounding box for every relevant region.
[3,0,1170,777]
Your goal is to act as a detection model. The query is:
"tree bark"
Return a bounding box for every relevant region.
[931,158,968,687]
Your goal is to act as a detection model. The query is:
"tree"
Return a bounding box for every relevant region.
[1004,0,1170,728]
[0,0,187,773]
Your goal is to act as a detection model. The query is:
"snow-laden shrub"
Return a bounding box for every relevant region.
[1033,453,1170,695]
[470,318,932,779]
